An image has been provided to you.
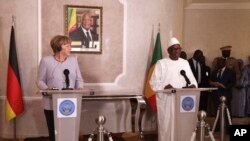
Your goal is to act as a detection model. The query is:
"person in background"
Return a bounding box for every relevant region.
[210,58,236,111]
[212,46,240,80]
[188,49,203,86]
[231,59,246,117]
[188,50,209,110]
[238,56,250,117]
[199,55,211,88]
[198,55,211,111]
[37,35,84,141]
[69,10,98,48]
[211,46,240,117]
[210,58,235,132]
[180,51,187,60]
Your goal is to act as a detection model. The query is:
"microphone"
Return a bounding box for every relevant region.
[180,70,191,87]
[63,69,70,89]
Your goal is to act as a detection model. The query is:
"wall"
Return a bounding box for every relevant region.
[184,2,250,67]
[0,0,184,138]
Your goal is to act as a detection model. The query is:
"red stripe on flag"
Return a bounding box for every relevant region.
[144,65,157,112]
[147,95,157,112]
[69,25,77,33]
[7,64,24,115]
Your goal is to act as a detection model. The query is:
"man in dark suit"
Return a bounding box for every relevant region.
[69,10,98,48]
[188,50,203,86]
[188,50,209,110]
[212,46,240,80]
[210,58,236,112]
[199,55,211,111]
[210,58,236,132]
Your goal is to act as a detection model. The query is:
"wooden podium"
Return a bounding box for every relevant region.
[155,88,216,141]
[40,89,146,141]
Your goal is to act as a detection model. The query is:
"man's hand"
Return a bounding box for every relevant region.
[164,84,173,89]
[187,84,196,88]
[209,81,219,87]
[209,81,225,88]
[216,82,225,88]
[182,84,196,88]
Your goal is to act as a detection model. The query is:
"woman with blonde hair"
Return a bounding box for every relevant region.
[37,35,84,141]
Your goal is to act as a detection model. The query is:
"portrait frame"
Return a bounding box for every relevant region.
[65,5,102,54]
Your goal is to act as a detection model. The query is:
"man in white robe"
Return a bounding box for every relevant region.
[150,37,197,141]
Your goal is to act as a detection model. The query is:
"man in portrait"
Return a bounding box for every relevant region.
[69,10,99,48]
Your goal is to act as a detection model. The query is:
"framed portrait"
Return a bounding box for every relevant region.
[65,5,102,53]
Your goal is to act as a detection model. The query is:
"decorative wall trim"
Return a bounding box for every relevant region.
[114,0,127,85]
[118,0,124,4]
[185,2,250,9]
[0,96,41,100]
[86,0,128,88]
[186,0,193,7]
[38,0,41,65]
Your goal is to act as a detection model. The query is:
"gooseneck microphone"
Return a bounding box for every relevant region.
[63,69,70,89]
[180,70,191,88]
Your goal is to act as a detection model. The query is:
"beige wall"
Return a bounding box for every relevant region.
[184,2,250,67]
[0,0,184,138]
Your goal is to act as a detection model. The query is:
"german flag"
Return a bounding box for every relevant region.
[144,32,162,112]
[6,26,24,121]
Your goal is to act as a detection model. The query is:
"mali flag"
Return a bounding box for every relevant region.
[144,32,162,112]
[6,26,24,121]
[68,8,77,33]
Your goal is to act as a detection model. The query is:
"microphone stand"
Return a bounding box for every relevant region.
[180,70,191,88]
[182,83,189,88]
[62,87,73,90]
[61,78,73,90]
[62,83,73,90]
[62,69,73,90]
[182,77,191,88]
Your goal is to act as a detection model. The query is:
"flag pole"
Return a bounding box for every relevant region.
[12,15,17,139]
[12,15,15,27]
[14,119,17,139]
[158,23,160,33]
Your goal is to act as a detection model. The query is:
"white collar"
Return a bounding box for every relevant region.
[81,26,90,33]
[219,67,226,72]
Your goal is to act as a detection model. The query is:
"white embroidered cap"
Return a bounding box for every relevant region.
[168,37,180,48]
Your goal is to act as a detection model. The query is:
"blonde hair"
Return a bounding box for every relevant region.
[50,35,71,53]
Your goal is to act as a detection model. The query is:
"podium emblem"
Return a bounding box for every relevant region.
[57,98,77,118]
[181,96,195,112]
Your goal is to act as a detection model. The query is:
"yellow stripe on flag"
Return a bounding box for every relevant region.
[6,101,16,121]
[145,65,156,99]
[68,8,77,33]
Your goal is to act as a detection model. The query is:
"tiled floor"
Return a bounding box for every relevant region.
[1,117,249,141]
